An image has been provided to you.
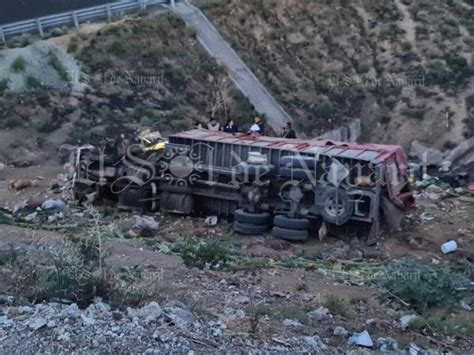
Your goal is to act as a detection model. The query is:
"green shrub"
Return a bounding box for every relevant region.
[25,76,41,90]
[106,41,127,56]
[401,42,412,51]
[0,245,20,266]
[11,56,26,72]
[184,26,197,38]
[0,79,8,96]
[173,239,231,269]
[67,41,79,53]
[48,53,69,82]
[314,100,335,119]
[3,117,23,128]
[379,115,392,125]
[401,108,425,120]
[415,25,429,39]
[376,260,470,311]
[409,315,474,338]
[323,295,348,315]
[379,24,405,41]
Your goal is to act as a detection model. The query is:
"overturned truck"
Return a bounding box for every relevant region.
[72,129,415,244]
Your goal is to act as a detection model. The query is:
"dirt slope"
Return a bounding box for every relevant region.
[197,0,474,148]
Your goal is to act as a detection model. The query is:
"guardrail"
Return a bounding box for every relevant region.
[0,0,175,44]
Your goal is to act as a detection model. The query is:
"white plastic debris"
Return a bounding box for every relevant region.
[24,212,38,222]
[348,330,373,347]
[440,240,458,254]
[41,199,67,210]
[205,216,218,226]
[400,314,417,330]
[409,343,422,355]
[460,301,472,311]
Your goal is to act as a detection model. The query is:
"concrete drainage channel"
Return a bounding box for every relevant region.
[0,0,176,44]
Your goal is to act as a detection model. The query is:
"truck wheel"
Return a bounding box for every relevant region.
[233,221,269,235]
[319,188,353,225]
[272,227,309,241]
[234,209,270,225]
[273,215,309,230]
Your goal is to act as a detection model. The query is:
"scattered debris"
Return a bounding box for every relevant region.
[409,343,422,355]
[348,330,373,347]
[23,212,38,223]
[41,199,67,210]
[47,212,64,224]
[376,337,399,352]
[205,216,219,226]
[400,314,417,330]
[9,179,33,191]
[423,185,445,201]
[460,301,472,311]
[440,240,458,254]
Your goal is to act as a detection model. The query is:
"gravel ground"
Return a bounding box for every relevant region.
[0,40,86,92]
[0,299,334,354]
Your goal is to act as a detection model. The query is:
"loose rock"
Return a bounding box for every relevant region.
[283,319,304,328]
[333,326,349,337]
[400,314,417,330]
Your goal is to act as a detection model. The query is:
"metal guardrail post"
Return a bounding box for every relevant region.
[106,4,112,21]
[1,0,169,40]
[72,11,80,28]
[36,18,44,37]
[0,26,5,44]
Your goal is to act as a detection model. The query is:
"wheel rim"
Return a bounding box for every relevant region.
[323,196,346,217]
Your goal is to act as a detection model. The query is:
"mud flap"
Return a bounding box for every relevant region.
[366,215,381,246]
[381,196,405,231]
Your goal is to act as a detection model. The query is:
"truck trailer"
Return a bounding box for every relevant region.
[72,129,415,244]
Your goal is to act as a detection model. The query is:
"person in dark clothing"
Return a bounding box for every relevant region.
[223,119,238,134]
[283,122,297,139]
[254,116,265,136]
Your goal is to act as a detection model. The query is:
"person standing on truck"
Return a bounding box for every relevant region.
[207,118,220,132]
[254,116,265,136]
[223,119,238,134]
[282,122,296,139]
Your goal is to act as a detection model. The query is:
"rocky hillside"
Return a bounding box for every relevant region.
[197,0,474,148]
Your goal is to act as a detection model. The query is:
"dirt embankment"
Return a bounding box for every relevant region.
[0,12,256,167]
[197,0,474,149]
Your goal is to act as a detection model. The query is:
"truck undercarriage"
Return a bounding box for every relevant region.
[72,129,415,244]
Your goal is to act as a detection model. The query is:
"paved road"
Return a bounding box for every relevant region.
[172,1,292,133]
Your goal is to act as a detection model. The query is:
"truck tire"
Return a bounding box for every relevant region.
[319,188,353,225]
[233,221,269,235]
[273,215,309,230]
[234,209,270,225]
[272,227,309,241]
